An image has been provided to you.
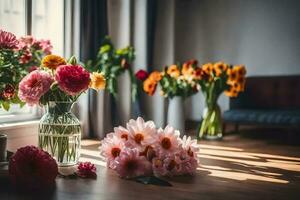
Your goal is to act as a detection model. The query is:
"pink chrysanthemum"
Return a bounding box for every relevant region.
[77,162,97,179]
[114,148,152,178]
[18,70,53,105]
[55,65,91,96]
[100,135,125,168]
[9,146,58,189]
[155,125,181,156]
[126,117,157,151]
[0,29,18,49]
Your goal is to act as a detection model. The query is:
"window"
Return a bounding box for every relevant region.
[0,0,65,122]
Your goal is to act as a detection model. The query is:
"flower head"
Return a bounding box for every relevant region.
[114,126,130,141]
[42,55,66,70]
[89,72,106,91]
[176,149,198,175]
[143,78,157,96]
[126,117,157,151]
[18,70,53,105]
[0,29,18,49]
[100,135,125,168]
[55,65,91,96]
[135,69,148,81]
[9,146,58,189]
[213,61,228,76]
[155,125,181,156]
[167,65,180,78]
[0,84,15,100]
[114,148,152,178]
[77,162,97,179]
[148,71,162,82]
[38,39,52,54]
[181,135,199,158]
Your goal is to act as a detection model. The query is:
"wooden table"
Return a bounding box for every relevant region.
[1,134,300,200]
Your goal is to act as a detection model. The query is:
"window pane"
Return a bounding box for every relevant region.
[0,0,26,37]
[32,0,64,56]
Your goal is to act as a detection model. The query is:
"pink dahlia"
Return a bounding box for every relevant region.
[114,148,152,178]
[55,65,91,96]
[155,125,181,156]
[9,146,58,189]
[18,70,53,105]
[0,29,18,49]
[77,162,97,179]
[100,135,125,168]
[126,117,157,151]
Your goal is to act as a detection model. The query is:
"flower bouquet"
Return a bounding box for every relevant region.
[18,54,105,166]
[0,29,52,110]
[143,60,201,132]
[100,117,199,181]
[197,62,247,140]
[86,36,137,101]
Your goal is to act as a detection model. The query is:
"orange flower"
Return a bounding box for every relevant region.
[182,63,193,75]
[202,63,213,75]
[149,71,162,82]
[143,78,157,96]
[225,85,239,97]
[167,65,180,78]
[233,65,246,76]
[193,67,203,80]
[227,68,238,82]
[42,55,66,70]
[213,62,228,76]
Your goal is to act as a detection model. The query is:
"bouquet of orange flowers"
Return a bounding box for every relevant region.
[143,60,201,99]
[197,61,246,140]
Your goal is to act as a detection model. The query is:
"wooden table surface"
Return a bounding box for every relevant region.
[1,133,300,200]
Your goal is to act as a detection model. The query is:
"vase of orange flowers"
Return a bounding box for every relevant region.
[143,60,201,133]
[198,62,246,140]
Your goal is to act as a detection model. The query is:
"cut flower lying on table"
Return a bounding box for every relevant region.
[100,117,199,179]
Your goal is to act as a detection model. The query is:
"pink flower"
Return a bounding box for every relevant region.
[126,117,157,151]
[181,135,199,158]
[155,125,181,156]
[152,153,181,177]
[176,150,198,175]
[19,48,32,64]
[100,135,125,168]
[0,84,15,100]
[38,39,52,54]
[17,35,35,49]
[114,126,129,141]
[18,70,53,105]
[9,146,58,189]
[135,69,148,81]
[114,148,152,178]
[77,162,97,179]
[0,29,18,49]
[55,65,91,96]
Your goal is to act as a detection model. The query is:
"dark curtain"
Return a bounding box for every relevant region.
[80,0,108,138]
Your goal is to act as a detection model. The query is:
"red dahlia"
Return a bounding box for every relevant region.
[55,65,91,96]
[9,146,58,190]
[77,162,97,179]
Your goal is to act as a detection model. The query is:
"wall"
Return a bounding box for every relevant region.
[174,0,300,120]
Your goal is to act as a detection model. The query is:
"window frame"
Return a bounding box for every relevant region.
[0,0,67,123]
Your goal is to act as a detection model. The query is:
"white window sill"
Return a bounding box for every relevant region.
[0,120,39,131]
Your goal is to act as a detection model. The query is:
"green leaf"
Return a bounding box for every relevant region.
[1,101,10,111]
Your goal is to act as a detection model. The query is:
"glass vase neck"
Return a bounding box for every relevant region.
[46,101,74,114]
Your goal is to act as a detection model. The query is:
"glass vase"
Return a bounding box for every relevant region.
[38,101,81,166]
[198,102,223,140]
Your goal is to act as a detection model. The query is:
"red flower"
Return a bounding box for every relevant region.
[77,162,97,179]
[9,146,58,190]
[135,70,149,81]
[1,84,15,100]
[55,65,91,96]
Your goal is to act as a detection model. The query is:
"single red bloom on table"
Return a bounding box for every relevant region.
[77,162,97,179]
[9,146,58,190]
